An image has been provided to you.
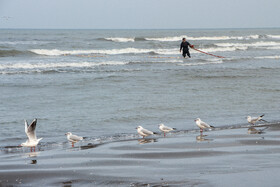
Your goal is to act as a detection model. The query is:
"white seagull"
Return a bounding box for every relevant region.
[158,123,176,137]
[247,114,267,125]
[195,118,214,134]
[136,126,158,138]
[65,132,83,147]
[21,119,43,152]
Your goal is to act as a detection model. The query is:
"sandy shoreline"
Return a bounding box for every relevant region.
[1,123,280,186]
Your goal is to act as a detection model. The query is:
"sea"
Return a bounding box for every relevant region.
[0,28,280,147]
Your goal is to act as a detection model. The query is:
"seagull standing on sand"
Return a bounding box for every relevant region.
[247,114,267,125]
[136,126,158,138]
[65,132,83,147]
[21,119,43,152]
[158,123,176,137]
[195,118,214,134]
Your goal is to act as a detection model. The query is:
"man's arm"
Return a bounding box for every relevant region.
[180,42,183,52]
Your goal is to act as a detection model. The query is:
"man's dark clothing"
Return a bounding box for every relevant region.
[180,41,191,58]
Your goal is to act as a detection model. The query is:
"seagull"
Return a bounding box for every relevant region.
[158,123,176,137]
[65,132,83,147]
[195,118,214,134]
[136,126,158,138]
[247,114,267,125]
[21,119,43,152]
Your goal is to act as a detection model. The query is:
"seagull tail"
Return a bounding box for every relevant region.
[260,114,265,118]
[210,125,215,128]
[153,132,159,135]
[173,128,177,130]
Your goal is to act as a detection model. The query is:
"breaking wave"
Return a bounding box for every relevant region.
[30,46,248,56]
[0,61,128,72]
[104,37,135,42]
[215,41,280,48]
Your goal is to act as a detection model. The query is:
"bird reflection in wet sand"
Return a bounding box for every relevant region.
[196,135,213,142]
[138,138,157,144]
[247,127,268,134]
[26,151,39,158]
[30,160,37,164]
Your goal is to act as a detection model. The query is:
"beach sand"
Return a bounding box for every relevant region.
[1,123,280,186]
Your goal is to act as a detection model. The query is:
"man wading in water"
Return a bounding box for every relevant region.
[180,38,194,58]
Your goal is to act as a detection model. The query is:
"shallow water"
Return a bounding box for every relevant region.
[0,28,280,186]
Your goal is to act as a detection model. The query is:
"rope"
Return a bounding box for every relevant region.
[191,47,225,59]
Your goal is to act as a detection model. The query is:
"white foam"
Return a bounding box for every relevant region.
[255,55,280,59]
[30,48,155,56]
[145,36,184,42]
[104,37,135,42]
[0,61,128,70]
[267,35,280,39]
[144,35,260,41]
[215,41,280,47]
[179,60,223,66]
[31,46,247,57]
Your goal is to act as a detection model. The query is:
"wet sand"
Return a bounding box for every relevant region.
[1,123,280,186]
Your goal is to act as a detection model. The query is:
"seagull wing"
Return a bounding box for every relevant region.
[141,128,153,135]
[162,125,173,131]
[26,119,37,141]
[69,134,83,142]
[201,121,211,128]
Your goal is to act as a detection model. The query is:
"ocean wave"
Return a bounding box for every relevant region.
[254,55,280,59]
[178,60,223,66]
[267,35,280,39]
[0,61,128,70]
[0,41,51,45]
[144,35,260,42]
[104,37,135,42]
[30,46,247,56]
[30,48,156,56]
[0,49,35,57]
[215,41,280,48]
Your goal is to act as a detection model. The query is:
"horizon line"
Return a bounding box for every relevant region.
[0,27,280,30]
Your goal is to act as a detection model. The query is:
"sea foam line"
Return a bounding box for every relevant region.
[104,37,135,42]
[30,46,247,56]
[0,61,128,70]
[215,41,280,47]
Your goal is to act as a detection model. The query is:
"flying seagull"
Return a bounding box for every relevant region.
[158,123,176,137]
[21,119,43,152]
[136,126,158,138]
[65,132,83,147]
[195,118,214,134]
[247,114,267,125]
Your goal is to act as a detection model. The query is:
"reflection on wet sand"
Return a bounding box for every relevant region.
[26,151,39,158]
[196,135,213,142]
[138,138,157,144]
[30,160,37,165]
[80,143,99,150]
[247,127,268,134]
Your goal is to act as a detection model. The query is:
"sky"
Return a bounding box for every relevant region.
[0,0,280,29]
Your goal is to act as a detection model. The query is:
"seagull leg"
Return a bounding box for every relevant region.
[72,142,74,147]
[164,132,166,137]
[200,128,203,135]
